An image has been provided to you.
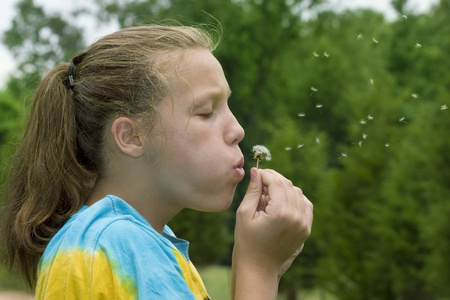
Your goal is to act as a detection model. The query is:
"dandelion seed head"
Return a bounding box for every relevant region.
[252,145,272,161]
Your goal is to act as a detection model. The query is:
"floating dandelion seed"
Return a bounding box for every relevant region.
[311,51,320,60]
[399,117,407,123]
[297,144,304,149]
[315,137,320,144]
[298,113,306,117]
[411,93,419,99]
[415,42,422,48]
[369,78,374,85]
[385,143,390,147]
[372,37,379,44]
[402,14,408,19]
[367,115,374,120]
[316,103,323,114]
[357,33,363,39]
[441,104,448,114]
[362,133,368,140]
[341,153,348,158]
[310,86,318,96]
[285,147,292,151]
[323,51,330,58]
[252,145,271,169]
[359,119,367,125]
[358,140,363,147]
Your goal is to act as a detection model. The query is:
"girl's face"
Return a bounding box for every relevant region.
[146,48,245,212]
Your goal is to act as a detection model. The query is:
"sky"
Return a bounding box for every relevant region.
[0,0,440,88]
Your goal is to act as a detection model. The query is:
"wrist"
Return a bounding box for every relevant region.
[232,256,279,300]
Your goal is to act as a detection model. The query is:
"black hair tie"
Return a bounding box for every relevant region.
[68,63,77,88]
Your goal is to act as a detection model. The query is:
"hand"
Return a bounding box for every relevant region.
[234,168,313,276]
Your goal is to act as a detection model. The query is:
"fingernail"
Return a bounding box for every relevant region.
[251,168,257,179]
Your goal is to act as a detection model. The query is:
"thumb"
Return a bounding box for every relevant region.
[240,168,263,209]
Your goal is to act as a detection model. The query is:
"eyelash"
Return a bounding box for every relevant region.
[199,112,215,118]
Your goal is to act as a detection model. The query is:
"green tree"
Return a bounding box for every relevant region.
[2,0,85,87]
[263,116,329,299]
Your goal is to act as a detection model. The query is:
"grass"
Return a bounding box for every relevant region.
[198,265,232,300]
[197,265,335,300]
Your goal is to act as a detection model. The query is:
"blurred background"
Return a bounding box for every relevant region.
[0,0,448,299]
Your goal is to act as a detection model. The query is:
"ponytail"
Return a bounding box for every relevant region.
[0,64,95,289]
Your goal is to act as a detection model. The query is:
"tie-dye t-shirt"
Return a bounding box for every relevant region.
[36,195,210,300]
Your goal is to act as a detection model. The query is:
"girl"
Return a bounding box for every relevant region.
[0,25,313,299]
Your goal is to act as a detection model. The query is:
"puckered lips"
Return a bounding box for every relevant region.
[233,157,245,179]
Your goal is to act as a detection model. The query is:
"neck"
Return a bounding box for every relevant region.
[86,177,181,234]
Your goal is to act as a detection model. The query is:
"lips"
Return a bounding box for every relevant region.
[234,157,245,179]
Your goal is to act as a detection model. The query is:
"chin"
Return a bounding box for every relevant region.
[197,195,234,213]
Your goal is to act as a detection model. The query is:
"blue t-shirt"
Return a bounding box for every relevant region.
[36,195,210,299]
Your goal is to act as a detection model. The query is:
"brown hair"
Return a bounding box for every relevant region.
[0,25,216,289]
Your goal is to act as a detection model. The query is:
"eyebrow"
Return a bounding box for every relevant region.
[196,87,232,105]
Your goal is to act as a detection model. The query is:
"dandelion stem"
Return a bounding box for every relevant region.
[256,158,260,169]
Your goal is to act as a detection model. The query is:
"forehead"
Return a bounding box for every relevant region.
[170,48,231,101]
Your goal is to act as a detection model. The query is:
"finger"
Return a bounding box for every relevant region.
[259,169,291,208]
[304,195,314,229]
[294,187,305,213]
[239,168,263,212]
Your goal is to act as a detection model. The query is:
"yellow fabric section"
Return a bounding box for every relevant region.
[36,249,137,300]
[173,250,210,300]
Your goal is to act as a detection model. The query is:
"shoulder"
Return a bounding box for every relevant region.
[41,195,168,262]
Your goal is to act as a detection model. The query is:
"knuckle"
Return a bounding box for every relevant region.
[273,178,284,187]
[285,179,294,188]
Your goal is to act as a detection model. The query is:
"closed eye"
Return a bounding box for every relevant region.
[198,112,215,118]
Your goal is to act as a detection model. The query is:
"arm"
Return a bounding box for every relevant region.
[231,168,313,300]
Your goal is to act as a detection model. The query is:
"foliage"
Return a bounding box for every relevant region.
[1,0,449,299]
[3,0,85,80]
[0,263,29,291]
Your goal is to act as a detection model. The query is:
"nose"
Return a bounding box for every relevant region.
[226,107,245,145]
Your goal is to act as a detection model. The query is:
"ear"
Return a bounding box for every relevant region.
[111,117,145,158]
